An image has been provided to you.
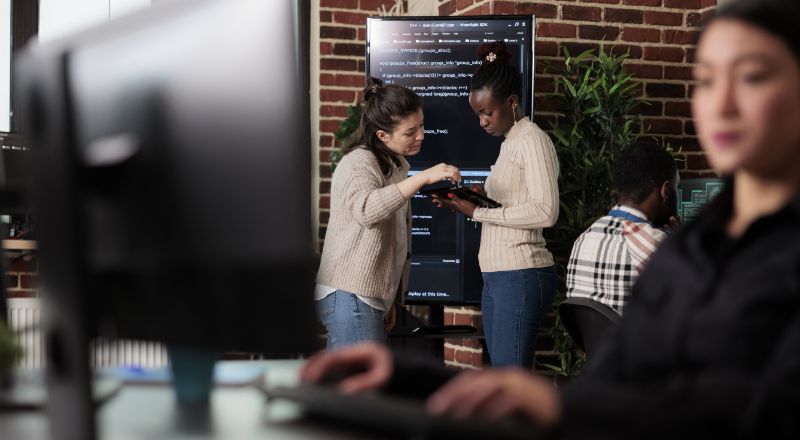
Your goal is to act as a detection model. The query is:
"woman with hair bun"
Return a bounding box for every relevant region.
[433,41,560,368]
[315,77,462,349]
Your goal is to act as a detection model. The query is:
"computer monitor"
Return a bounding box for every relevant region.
[15,0,316,438]
[366,15,536,306]
[678,178,727,224]
[0,145,31,319]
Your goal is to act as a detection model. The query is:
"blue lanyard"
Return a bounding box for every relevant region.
[607,209,649,224]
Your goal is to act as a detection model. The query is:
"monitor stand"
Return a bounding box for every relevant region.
[388,305,482,361]
[167,345,217,406]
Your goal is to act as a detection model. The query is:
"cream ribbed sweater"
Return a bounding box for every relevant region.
[316,148,412,300]
[472,117,560,272]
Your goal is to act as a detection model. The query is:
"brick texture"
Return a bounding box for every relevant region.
[4,252,37,298]
[315,0,718,369]
[605,8,644,24]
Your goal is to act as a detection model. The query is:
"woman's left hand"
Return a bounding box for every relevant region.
[383,303,397,332]
[431,193,477,218]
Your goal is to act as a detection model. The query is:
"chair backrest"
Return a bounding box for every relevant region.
[559,297,621,360]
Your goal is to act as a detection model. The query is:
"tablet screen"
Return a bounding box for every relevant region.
[421,186,502,209]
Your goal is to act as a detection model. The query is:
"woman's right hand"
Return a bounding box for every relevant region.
[398,163,461,199]
[426,368,561,428]
[421,163,461,186]
[300,343,394,394]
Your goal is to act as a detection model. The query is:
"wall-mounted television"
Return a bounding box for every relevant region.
[367,15,535,305]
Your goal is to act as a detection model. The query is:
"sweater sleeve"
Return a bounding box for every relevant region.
[472,130,560,229]
[340,155,408,227]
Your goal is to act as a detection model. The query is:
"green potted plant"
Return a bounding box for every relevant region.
[0,319,22,388]
[540,47,644,380]
[329,104,362,170]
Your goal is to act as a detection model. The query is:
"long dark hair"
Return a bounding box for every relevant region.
[707,0,800,64]
[345,77,422,176]
[469,41,521,102]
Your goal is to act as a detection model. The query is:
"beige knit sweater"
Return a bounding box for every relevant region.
[472,117,560,272]
[316,148,412,300]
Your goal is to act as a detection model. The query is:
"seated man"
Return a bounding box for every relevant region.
[566,142,679,315]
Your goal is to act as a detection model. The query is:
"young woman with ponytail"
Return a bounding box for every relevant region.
[315,78,462,350]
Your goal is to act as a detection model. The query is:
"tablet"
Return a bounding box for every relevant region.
[422,186,502,209]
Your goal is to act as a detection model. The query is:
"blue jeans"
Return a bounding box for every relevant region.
[481,266,558,368]
[316,290,386,350]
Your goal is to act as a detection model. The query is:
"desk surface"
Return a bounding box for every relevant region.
[0,360,380,440]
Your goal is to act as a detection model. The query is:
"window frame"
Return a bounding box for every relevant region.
[1,0,39,141]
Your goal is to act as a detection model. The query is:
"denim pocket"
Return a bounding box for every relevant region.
[316,291,336,319]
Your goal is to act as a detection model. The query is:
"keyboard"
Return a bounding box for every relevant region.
[261,383,539,440]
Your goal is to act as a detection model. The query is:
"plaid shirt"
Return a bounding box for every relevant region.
[566,205,668,315]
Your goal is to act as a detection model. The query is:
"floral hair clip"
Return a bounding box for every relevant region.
[485,52,497,63]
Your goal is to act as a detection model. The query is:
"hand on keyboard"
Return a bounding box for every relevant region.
[300,343,393,394]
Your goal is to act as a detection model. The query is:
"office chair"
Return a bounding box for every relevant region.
[559,297,621,360]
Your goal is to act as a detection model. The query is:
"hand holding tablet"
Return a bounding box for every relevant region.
[423,186,502,209]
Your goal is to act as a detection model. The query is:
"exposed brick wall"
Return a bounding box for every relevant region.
[315,0,717,369]
[443,306,484,369]
[4,251,37,299]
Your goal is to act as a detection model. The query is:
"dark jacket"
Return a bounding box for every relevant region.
[386,187,800,439]
[560,187,800,439]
